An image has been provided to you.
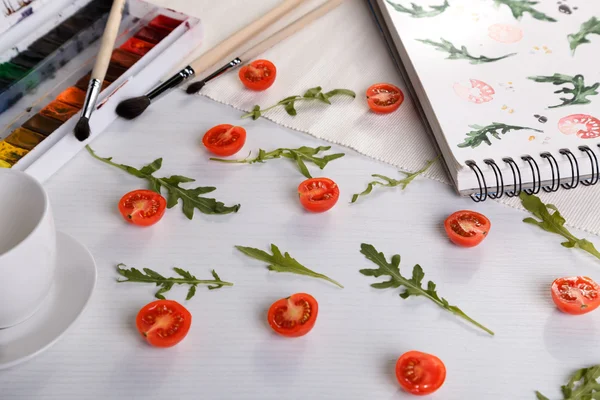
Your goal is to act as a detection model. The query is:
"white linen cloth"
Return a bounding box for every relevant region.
[148,0,600,235]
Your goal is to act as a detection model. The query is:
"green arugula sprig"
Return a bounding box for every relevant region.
[242,87,355,120]
[458,123,543,148]
[117,264,233,300]
[528,74,599,108]
[493,0,556,22]
[520,193,600,261]
[87,146,240,220]
[385,0,449,17]
[568,17,600,55]
[359,244,493,335]
[536,365,600,400]
[352,158,437,203]
[236,244,343,288]
[210,146,344,179]
[417,38,516,64]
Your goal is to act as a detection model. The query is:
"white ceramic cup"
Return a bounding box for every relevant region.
[0,169,56,329]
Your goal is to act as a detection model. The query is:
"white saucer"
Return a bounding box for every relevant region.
[0,231,97,370]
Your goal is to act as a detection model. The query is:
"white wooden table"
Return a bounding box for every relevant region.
[2,92,600,399]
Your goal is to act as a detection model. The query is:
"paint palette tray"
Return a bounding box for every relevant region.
[0,0,114,115]
[0,0,202,176]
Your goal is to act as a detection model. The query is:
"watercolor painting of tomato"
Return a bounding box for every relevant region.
[453,79,495,104]
[558,114,600,139]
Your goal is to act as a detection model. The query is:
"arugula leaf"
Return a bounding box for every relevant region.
[241,86,355,120]
[385,0,449,17]
[417,38,516,64]
[520,193,600,261]
[352,158,437,203]
[210,145,344,179]
[359,244,494,335]
[236,244,343,288]
[528,74,599,108]
[86,146,240,219]
[116,264,233,300]
[535,365,600,399]
[458,123,543,148]
[493,0,556,22]
[568,17,600,55]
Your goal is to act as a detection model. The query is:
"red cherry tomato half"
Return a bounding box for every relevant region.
[202,124,247,157]
[118,189,166,227]
[444,210,491,247]
[366,83,404,114]
[396,351,446,395]
[136,300,192,347]
[267,293,318,337]
[238,59,277,91]
[557,114,600,139]
[298,177,340,213]
[551,276,600,315]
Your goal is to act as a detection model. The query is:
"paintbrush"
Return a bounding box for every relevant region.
[186,0,344,94]
[74,0,127,141]
[115,0,304,120]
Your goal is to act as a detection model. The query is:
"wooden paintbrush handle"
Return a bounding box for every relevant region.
[240,0,344,62]
[91,0,126,82]
[190,0,305,74]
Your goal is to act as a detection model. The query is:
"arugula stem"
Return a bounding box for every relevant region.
[313,273,344,289]
[241,98,306,119]
[118,276,233,286]
[87,145,131,173]
[209,158,250,164]
[387,267,494,335]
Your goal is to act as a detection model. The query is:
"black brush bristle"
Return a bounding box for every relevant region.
[115,96,151,120]
[186,81,205,94]
[74,117,90,141]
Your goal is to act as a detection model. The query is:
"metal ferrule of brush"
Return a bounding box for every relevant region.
[146,66,196,101]
[81,79,102,119]
[204,57,242,83]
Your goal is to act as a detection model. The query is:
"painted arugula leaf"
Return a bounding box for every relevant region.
[535,364,600,399]
[417,38,516,64]
[457,123,543,148]
[528,73,599,108]
[385,0,449,18]
[568,17,600,54]
[493,0,556,22]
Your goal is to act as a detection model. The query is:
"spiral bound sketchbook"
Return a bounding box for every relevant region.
[369,0,600,201]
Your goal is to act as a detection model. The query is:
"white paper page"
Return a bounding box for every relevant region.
[381,0,600,186]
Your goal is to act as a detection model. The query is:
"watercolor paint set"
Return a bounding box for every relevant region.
[0,0,202,177]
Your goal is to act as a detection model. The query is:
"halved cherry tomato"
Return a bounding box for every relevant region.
[238,59,277,91]
[136,300,192,347]
[202,124,247,157]
[298,177,339,213]
[267,293,318,337]
[551,276,600,315]
[366,83,404,114]
[444,210,490,247]
[396,351,446,395]
[118,189,166,227]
